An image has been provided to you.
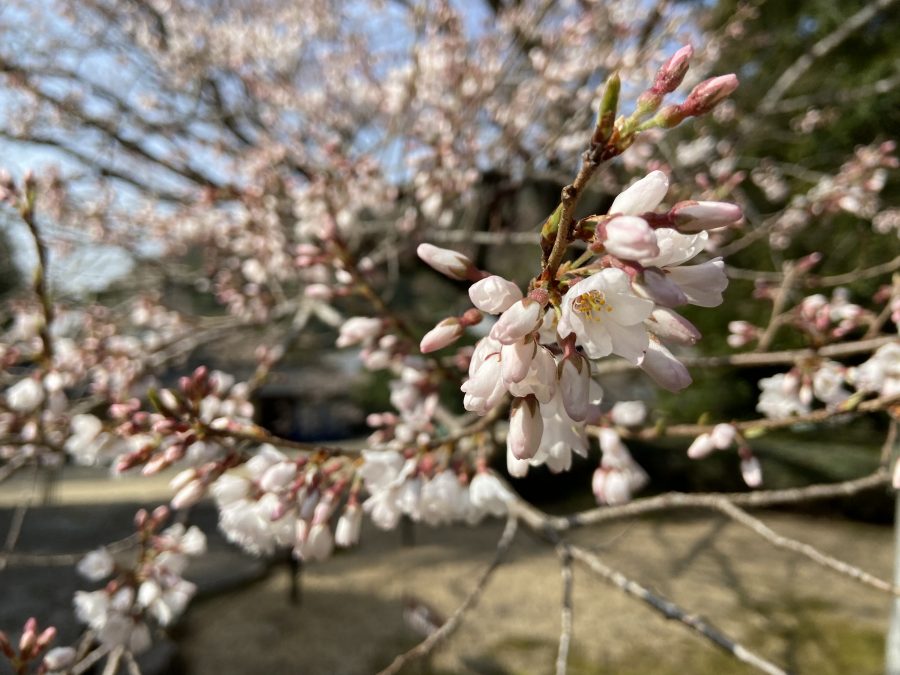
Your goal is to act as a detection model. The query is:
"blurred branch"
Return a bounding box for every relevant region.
[726,254,900,287]
[376,516,518,675]
[611,392,900,441]
[756,261,799,351]
[713,499,899,595]
[758,0,900,113]
[555,547,574,675]
[565,544,789,675]
[504,469,890,533]
[593,335,897,375]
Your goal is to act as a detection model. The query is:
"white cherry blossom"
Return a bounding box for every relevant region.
[469,275,523,314]
[558,268,654,364]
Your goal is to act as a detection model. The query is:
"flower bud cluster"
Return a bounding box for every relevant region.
[0,617,61,675]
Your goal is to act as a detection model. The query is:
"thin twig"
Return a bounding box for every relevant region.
[0,465,39,572]
[756,262,798,351]
[566,544,789,675]
[101,645,124,675]
[726,254,900,287]
[882,419,899,467]
[759,0,900,113]
[71,645,112,675]
[555,548,574,675]
[3,533,140,567]
[508,469,890,533]
[713,499,898,595]
[122,650,142,675]
[592,335,898,375]
[607,392,900,442]
[21,202,56,364]
[376,516,519,675]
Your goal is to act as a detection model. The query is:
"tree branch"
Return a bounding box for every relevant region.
[376,516,518,675]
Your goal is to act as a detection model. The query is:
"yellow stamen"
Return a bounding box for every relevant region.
[573,290,613,321]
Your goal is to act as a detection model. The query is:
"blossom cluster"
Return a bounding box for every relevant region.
[74,508,206,654]
[414,168,740,500]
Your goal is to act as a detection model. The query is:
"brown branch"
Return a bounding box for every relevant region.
[759,0,900,113]
[376,516,518,675]
[713,499,899,595]
[756,261,799,351]
[505,469,890,534]
[2,534,139,568]
[726,254,900,288]
[21,203,55,364]
[593,336,898,374]
[565,544,789,675]
[555,548,574,675]
[615,392,900,441]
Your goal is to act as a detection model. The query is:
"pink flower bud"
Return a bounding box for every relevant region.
[710,423,737,449]
[416,243,476,280]
[36,626,56,650]
[647,308,702,344]
[640,339,692,392]
[19,618,37,656]
[602,216,660,260]
[336,316,382,348]
[655,44,693,94]
[420,317,464,353]
[44,647,76,671]
[670,201,743,232]
[740,456,762,488]
[655,104,687,128]
[469,275,524,314]
[508,396,543,460]
[171,479,206,509]
[687,433,715,459]
[559,354,591,422]
[501,339,536,384]
[642,269,689,307]
[683,74,739,116]
[490,298,543,345]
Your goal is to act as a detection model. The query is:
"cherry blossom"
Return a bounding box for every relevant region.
[558,268,654,364]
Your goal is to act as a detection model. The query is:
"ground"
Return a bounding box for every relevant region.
[180,510,892,674]
[1,467,894,674]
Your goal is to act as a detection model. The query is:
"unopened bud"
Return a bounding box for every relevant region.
[592,72,621,145]
[656,45,693,92]
[507,396,543,460]
[420,317,464,354]
[44,646,76,671]
[654,104,687,129]
[670,200,743,232]
[19,617,37,656]
[459,308,483,327]
[683,74,739,116]
[36,626,56,650]
[416,243,477,281]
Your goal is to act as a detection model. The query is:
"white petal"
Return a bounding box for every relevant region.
[609,171,669,215]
